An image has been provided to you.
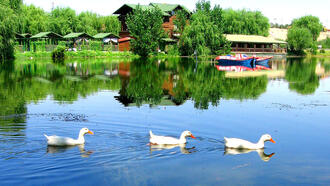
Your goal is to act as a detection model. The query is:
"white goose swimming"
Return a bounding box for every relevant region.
[44,128,94,146]
[149,130,196,145]
[224,134,275,149]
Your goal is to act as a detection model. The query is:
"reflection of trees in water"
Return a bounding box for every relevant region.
[0,61,121,114]
[220,76,268,100]
[285,58,319,95]
[117,59,167,107]
[115,58,268,109]
[0,63,27,137]
[3,56,323,113]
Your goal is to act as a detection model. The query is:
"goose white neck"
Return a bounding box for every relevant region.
[179,133,187,144]
[257,137,266,148]
[77,132,86,143]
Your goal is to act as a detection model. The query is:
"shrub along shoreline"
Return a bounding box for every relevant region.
[15,50,139,59]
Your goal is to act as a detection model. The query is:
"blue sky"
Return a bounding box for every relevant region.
[23,0,330,28]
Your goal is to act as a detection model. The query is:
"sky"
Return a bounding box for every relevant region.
[23,0,330,28]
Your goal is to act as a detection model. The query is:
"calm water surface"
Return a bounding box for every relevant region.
[0,57,329,185]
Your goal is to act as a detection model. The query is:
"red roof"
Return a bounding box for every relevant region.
[118,37,131,42]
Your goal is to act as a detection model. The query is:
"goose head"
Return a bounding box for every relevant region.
[260,134,275,143]
[79,128,94,136]
[181,131,196,139]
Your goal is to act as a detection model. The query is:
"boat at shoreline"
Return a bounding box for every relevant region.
[215,54,272,72]
[215,54,255,66]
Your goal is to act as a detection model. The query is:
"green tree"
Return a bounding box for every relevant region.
[222,9,270,36]
[49,7,78,36]
[291,15,323,41]
[20,4,49,34]
[179,0,230,56]
[126,5,164,57]
[173,10,189,35]
[287,27,313,55]
[99,16,121,34]
[0,0,22,61]
[76,11,100,35]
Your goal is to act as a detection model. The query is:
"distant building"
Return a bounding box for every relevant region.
[113,3,190,51]
[269,28,330,42]
[225,34,287,54]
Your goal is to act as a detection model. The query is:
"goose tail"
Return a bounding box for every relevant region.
[44,134,49,139]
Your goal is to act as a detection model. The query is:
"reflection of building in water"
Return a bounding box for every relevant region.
[223,59,328,79]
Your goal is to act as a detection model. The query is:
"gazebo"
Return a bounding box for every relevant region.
[15,33,32,51]
[30,32,63,51]
[93,33,120,51]
[63,33,93,50]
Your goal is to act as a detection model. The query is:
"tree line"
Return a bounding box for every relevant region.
[1,0,326,60]
[20,5,120,36]
[127,0,271,57]
[1,0,120,61]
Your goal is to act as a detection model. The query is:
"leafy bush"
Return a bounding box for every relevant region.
[318,37,330,49]
[52,45,66,60]
[89,40,103,51]
[166,45,180,56]
[320,49,325,53]
[31,41,47,52]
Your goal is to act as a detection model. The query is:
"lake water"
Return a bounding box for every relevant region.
[0,57,329,185]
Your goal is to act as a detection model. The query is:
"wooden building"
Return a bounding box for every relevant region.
[63,33,93,50]
[93,33,120,51]
[118,37,131,51]
[30,32,63,51]
[113,3,190,51]
[15,33,32,52]
[225,34,287,54]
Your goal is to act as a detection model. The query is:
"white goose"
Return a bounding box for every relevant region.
[44,128,94,146]
[224,134,275,149]
[149,130,196,145]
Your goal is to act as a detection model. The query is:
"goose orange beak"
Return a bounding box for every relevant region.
[268,153,275,158]
[190,134,196,139]
[88,130,94,135]
[270,138,275,143]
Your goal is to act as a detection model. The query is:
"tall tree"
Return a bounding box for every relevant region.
[20,4,49,34]
[126,6,164,57]
[76,11,100,35]
[291,15,323,41]
[179,0,230,56]
[49,7,78,36]
[0,0,22,61]
[173,10,189,36]
[99,16,121,34]
[287,27,313,55]
[222,9,270,36]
